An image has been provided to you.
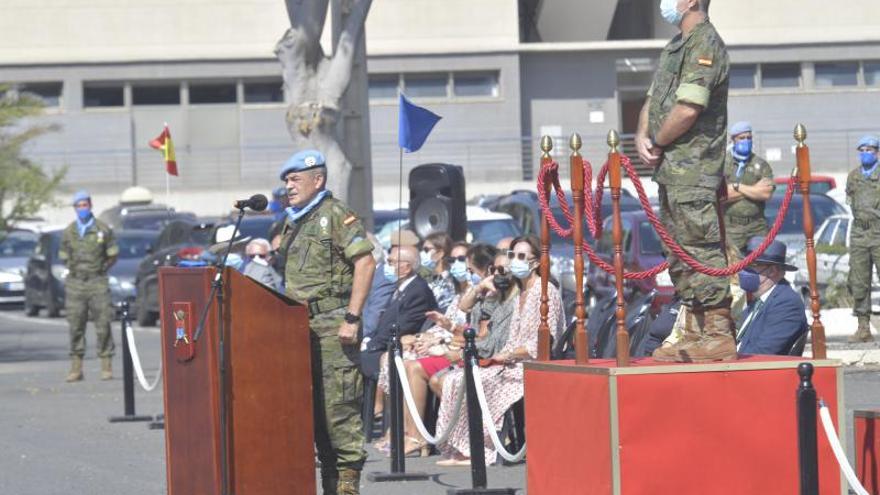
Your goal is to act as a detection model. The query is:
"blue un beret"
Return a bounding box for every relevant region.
[856,135,880,150]
[729,121,752,137]
[72,190,91,205]
[279,150,326,180]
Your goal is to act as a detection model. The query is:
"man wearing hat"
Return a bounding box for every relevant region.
[723,121,775,252]
[846,135,880,342]
[277,150,375,494]
[59,190,119,382]
[736,237,808,355]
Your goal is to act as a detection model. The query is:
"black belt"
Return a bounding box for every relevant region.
[307,298,347,318]
[727,215,761,226]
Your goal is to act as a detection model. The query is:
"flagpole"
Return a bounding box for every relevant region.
[163,122,170,212]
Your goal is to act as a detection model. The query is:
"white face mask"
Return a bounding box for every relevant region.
[660,0,684,26]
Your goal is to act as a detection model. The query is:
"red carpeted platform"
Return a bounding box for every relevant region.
[523,355,845,495]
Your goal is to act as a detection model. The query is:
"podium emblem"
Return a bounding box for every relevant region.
[171,303,195,363]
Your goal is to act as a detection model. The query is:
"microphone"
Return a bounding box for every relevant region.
[233,194,269,211]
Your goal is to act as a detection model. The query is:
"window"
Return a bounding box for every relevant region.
[729,65,757,90]
[83,84,124,108]
[814,62,858,88]
[132,84,180,105]
[189,82,236,104]
[19,82,62,106]
[761,64,800,89]
[403,73,448,98]
[864,61,880,86]
[243,80,284,103]
[832,220,848,248]
[453,72,499,97]
[368,75,399,100]
[816,219,837,247]
[639,222,663,255]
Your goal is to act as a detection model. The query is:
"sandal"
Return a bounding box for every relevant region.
[384,436,429,458]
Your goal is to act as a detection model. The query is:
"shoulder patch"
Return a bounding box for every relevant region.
[343,214,358,226]
[697,57,713,67]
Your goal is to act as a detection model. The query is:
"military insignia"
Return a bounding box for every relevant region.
[320,216,330,235]
[97,231,105,243]
[697,57,713,67]
[171,303,195,363]
[304,156,317,167]
[343,214,358,226]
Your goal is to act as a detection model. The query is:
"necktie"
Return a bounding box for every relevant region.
[737,299,765,343]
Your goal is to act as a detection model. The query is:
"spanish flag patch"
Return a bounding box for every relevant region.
[697,57,713,67]
[343,215,358,226]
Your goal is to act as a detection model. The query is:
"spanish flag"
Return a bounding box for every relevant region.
[149,125,179,176]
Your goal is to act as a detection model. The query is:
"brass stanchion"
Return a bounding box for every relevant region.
[537,136,553,362]
[608,130,630,366]
[570,133,589,364]
[794,124,827,359]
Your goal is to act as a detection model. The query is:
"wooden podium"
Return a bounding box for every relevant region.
[158,267,315,495]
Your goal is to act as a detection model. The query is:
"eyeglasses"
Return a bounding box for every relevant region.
[445,255,467,264]
[506,250,534,262]
[488,265,508,275]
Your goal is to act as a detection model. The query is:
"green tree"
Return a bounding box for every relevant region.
[0,86,65,231]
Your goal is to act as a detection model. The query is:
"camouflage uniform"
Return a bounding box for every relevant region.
[846,165,880,340]
[648,19,733,362]
[59,219,118,374]
[723,152,773,252]
[281,192,373,493]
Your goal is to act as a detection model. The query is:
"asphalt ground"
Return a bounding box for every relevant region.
[0,307,878,495]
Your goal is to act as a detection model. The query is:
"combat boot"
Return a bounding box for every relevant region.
[675,307,737,363]
[66,356,84,382]
[320,469,338,495]
[100,357,113,380]
[337,469,360,495]
[652,308,701,362]
[848,317,875,343]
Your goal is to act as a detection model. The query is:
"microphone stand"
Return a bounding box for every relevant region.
[192,205,246,495]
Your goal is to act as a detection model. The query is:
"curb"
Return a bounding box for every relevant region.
[805,348,880,366]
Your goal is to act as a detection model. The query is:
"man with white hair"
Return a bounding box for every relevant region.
[242,238,282,292]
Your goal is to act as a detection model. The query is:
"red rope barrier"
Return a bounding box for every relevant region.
[536,156,798,279]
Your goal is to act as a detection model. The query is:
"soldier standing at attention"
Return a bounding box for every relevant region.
[846,135,880,343]
[635,0,735,362]
[723,121,775,252]
[278,150,375,495]
[60,190,118,382]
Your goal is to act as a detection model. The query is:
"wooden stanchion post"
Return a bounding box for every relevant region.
[608,130,630,367]
[570,133,589,364]
[537,136,553,362]
[794,124,827,360]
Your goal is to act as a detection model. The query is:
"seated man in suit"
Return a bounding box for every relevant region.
[361,244,438,380]
[736,237,808,355]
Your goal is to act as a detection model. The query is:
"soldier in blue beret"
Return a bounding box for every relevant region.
[723,121,774,252]
[847,135,880,342]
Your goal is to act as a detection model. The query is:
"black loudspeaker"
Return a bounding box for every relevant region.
[408,163,467,241]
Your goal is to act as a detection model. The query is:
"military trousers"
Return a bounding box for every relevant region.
[725,218,769,254]
[65,277,115,359]
[659,185,731,309]
[310,310,366,472]
[848,242,880,318]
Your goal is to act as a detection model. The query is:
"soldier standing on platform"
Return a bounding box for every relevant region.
[846,135,880,343]
[723,121,774,252]
[60,190,118,382]
[278,150,375,495]
[635,0,735,362]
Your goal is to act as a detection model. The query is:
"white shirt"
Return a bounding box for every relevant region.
[394,274,417,298]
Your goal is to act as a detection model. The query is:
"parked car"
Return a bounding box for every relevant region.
[790,214,880,312]
[373,206,522,250]
[24,229,157,317]
[585,211,675,316]
[212,214,276,245]
[99,203,197,231]
[373,208,409,235]
[0,229,38,305]
[774,175,837,195]
[763,192,847,257]
[134,219,215,326]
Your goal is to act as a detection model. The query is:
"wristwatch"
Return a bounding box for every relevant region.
[733,182,741,192]
[650,135,664,149]
[344,312,361,324]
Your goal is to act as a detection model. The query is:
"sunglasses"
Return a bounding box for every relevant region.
[506,251,534,262]
[248,254,265,259]
[421,246,435,253]
[445,255,467,264]
[488,265,508,275]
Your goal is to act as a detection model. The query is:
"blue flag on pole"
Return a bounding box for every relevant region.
[398,93,441,153]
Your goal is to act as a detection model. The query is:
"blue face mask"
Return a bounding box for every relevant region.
[734,139,753,157]
[510,258,534,280]
[420,250,437,270]
[76,207,92,222]
[660,0,683,26]
[449,260,469,282]
[383,263,398,283]
[738,269,760,293]
[470,272,482,286]
[860,151,878,169]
